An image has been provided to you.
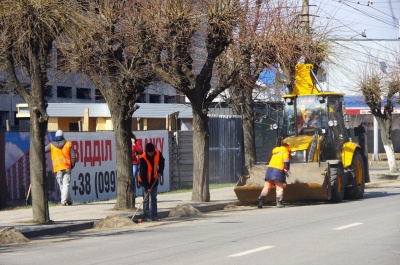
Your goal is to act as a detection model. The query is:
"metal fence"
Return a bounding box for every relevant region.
[169,114,243,189]
[208,115,243,183]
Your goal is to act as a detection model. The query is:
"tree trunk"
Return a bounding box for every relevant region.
[230,86,256,175]
[29,106,49,223]
[191,107,210,202]
[241,88,256,174]
[28,44,50,223]
[377,118,398,172]
[111,106,135,209]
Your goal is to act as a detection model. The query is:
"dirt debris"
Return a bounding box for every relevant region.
[168,204,203,217]
[0,228,29,245]
[92,214,136,229]
[223,204,252,211]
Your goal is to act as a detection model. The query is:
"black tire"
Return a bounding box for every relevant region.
[345,150,365,199]
[329,164,344,202]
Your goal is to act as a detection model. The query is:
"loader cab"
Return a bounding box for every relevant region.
[281,94,329,137]
[280,92,349,161]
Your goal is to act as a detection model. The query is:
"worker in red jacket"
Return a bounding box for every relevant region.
[131,133,143,199]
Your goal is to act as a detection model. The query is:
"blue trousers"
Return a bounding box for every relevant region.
[132,164,139,197]
[143,185,158,220]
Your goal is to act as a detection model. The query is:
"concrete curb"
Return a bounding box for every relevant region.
[18,201,237,239]
[20,221,95,238]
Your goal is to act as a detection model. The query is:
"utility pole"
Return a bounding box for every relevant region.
[301,0,310,34]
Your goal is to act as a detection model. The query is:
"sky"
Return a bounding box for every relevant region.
[310,0,399,39]
[295,1,400,95]
[258,0,399,90]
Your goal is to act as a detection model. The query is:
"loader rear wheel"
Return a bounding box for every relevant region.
[345,150,365,199]
[329,165,344,202]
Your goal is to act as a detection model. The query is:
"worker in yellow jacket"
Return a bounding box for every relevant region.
[258,143,290,208]
[45,130,76,206]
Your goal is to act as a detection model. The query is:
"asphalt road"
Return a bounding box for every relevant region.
[1,183,399,265]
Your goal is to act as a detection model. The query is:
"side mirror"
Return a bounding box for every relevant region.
[284,98,294,105]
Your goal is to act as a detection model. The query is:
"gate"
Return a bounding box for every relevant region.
[169,115,243,189]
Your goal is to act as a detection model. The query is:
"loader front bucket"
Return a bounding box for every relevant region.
[234,163,329,204]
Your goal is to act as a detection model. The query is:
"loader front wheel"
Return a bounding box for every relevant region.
[329,165,344,202]
[345,150,365,199]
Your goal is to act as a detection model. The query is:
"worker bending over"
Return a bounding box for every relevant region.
[258,143,290,208]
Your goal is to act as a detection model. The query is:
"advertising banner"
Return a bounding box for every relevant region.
[4,130,170,204]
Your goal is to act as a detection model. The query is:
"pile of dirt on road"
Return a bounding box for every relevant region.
[168,204,203,217]
[0,228,29,244]
[92,214,136,229]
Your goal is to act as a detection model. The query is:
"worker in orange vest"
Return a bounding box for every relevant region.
[138,142,165,221]
[258,143,290,208]
[45,130,76,206]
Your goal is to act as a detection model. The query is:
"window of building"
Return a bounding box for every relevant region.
[69,123,79,131]
[164,95,176,103]
[95,89,105,102]
[149,94,161,103]
[0,111,5,126]
[77,87,91,100]
[135,94,146,103]
[13,112,19,126]
[57,86,72,98]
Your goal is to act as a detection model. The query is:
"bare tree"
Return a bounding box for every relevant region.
[63,1,154,209]
[359,63,399,171]
[0,0,86,223]
[216,0,332,173]
[217,0,299,173]
[146,0,240,202]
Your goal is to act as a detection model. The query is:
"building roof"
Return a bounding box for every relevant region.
[42,95,399,118]
[344,95,400,108]
[47,103,194,118]
[344,95,400,114]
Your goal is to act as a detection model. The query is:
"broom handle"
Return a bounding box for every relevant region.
[131,180,157,221]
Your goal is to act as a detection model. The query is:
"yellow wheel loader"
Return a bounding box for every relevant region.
[234,64,370,204]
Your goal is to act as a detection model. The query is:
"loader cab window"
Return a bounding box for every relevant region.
[328,97,349,152]
[296,96,327,135]
[282,104,296,136]
[282,95,328,136]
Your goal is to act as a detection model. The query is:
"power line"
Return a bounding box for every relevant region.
[322,1,398,28]
[331,40,400,66]
[341,1,398,27]
[314,2,399,39]
[343,0,400,4]
[368,5,398,20]
[320,14,397,31]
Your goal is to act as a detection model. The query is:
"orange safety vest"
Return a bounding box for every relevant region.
[268,146,290,170]
[50,141,72,173]
[138,149,161,183]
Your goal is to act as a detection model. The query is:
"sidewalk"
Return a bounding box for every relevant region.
[0,187,238,238]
